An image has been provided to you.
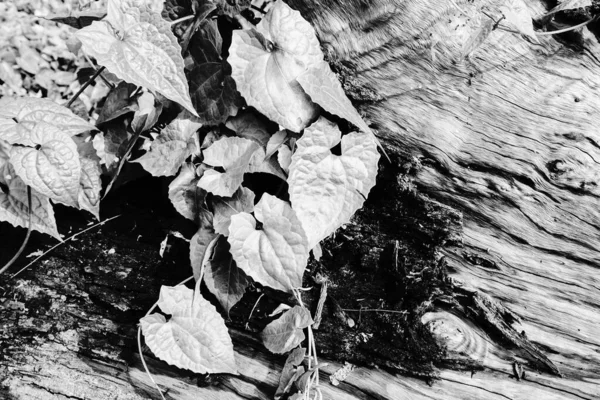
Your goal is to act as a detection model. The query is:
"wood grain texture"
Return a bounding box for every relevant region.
[287,0,600,397]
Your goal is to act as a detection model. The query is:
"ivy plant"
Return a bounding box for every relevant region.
[0,0,380,398]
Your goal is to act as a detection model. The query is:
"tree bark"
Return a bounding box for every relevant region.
[2,0,600,399]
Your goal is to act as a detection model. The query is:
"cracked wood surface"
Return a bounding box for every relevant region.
[287,0,600,398]
[2,0,600,399]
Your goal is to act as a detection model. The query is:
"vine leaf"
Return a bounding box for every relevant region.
[140,285,238,374]
[265,130,287,158]
[78,156,102,219]
[190,211,218,280]
[188,20,242,125]
[92,119,132,172]
[168,162,207,222]
[47,10,107,29]
[10,122,81,208]
[75,0,197,115]
[228,193,308,292]
[288,117,379,249]
[261,306,313,354]
[228,0,321,132]
[297,62,373,135]
[0,163,60,240]
[226,110,272,146]
[275,347,306,400]
[96,82,138,126]
[198,136,259,196]
[548,0,592,15]
[213,186,255,236]
[277,144,292,173]
[500,0,539,43]
[203,236,250,316]
[134,112,202,176]
[131,91,162,134]
[0,97,95,141]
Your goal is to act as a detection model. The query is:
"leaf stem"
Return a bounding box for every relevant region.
[10,214,122,279]
[535,16,596,36]
[0,186,32,276]
[66,66,106,108]
[170,14,195,26]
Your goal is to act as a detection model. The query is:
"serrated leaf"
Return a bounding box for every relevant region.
[213,186,255,235]
[135,112,202,176]
[190,212,218,280]
[168,162,207,221]
[275,347,306,400]
[0,163,60,240]
[228,0,321,132]
[277,144,292,173]
[289,117,379,249]
[548,0,592,15]
[462,17,495,58]
[228,193,308,292]
[501,0,539,43]
[0,97,95,140]
[140,285,238,374]
[188,20,241,125]
[225,110,272,146]
[297,62,373,134]
[203,236,250,316]
[265,130,287,158]
[96,82,138,126]
[75,0,197,115]
[198,136,260,196]
[10,122,81,208]
[261,306,313,354]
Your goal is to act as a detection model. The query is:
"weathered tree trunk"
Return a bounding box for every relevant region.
[2,0,600,399]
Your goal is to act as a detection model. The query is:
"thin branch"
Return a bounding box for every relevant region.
[10,214,122,279]
[66,66,106,108]
[342,308,408,314]
[535,17,596,36]
[83,53,114,89]
[0,186,32,276]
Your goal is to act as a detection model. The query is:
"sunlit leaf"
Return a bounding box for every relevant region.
[0,163,60,240]
[0,97,95,140]
[203,236,250,316]
[228,0,321,132]
[10,122,81,208]
[228,193,308,292]
[140,285,238,374]
[462,18,495,58]
[78,156,102,219]
[265,130,287,158]
[131,91,163,133]
[134,112,202,176]
[261,306,313,354]
[198,136,260,196]
[75,0,197,115]
[277,144,292,173]
[213,186,255,235]
[500,0,539,43]
[288,117,379,249]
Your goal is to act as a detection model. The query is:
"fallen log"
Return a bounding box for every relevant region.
[2,0,600,398]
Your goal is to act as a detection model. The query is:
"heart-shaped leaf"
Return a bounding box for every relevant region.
[228,0,321,132]
[203,236,250,316]
[228,193,308,292]
[276,347,306,399]
[288,117,379,249]
[213,186,255,236]
[226,110,272,146]
[0,163,60,240]
[261,306,313,354]
[198,136,260,196]
[75,0,197,115]
[10,122,81,208]
[135,112,202,176]
[168,162,207,221]
[140,285,238,374]
[0,97,95,141]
